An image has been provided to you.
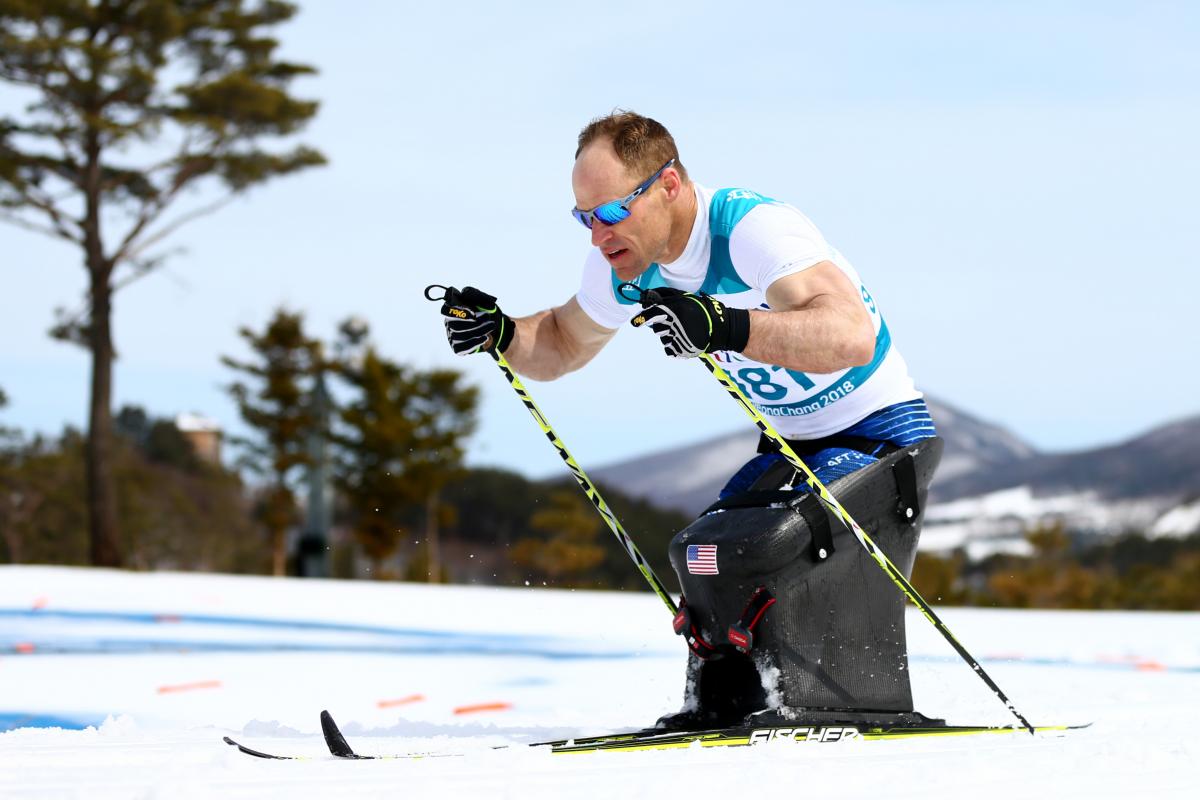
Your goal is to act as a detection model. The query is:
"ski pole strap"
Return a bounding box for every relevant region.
[727,587,776,654]
[672,598,720,660]
[796,494,835,562]
[892,452,921,523]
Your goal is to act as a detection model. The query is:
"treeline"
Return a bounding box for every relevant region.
[441,469,688,593]
[912,523,1200,611]
[0,314,692,590]
[0,414,689,590]
[0,405,261,571]
[6,362,1199,608]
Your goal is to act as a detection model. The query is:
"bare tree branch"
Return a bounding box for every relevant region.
[0,208,80,244]
[118,195,236,265]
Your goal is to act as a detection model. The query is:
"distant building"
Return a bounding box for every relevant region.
[174,413,222,465]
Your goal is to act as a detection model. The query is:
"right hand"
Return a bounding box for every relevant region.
[440,286,515,356]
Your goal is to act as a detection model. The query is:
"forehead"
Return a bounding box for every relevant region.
[572,142,638,208]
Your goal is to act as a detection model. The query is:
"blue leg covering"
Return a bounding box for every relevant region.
[719,447,880,499]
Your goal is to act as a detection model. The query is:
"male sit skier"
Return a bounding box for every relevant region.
[440,111,941,729]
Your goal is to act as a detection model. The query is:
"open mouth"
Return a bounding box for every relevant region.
[604,247,629,263]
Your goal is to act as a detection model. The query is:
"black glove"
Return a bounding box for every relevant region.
[440,286,515,356]
[630,288,751,358]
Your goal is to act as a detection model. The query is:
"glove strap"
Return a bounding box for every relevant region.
[723,306,751,353]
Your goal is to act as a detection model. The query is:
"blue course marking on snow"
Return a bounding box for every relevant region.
[497,676,554,687]
[0,712,107,733]
[909,654,1200,674]
[0,608,657,660]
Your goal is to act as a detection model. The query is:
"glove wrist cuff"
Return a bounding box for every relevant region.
[724,306,751,353]
[492,315,515,354]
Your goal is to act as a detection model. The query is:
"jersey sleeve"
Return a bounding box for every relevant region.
[574,248,632,330]
[728,202,837,291]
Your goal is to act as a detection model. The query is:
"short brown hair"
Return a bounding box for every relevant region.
[576,110,688,182]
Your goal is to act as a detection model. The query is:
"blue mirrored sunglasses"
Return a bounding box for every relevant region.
[571,159,675,229]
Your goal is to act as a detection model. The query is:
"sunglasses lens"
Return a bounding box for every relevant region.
[593,202,629,226]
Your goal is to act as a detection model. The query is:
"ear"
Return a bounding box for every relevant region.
[662,167,684,200]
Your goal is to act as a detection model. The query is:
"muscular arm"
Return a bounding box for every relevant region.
[742,261,876,373]
[503,296,617,381]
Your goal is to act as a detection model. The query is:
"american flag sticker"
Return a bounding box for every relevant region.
[686,544,719,575]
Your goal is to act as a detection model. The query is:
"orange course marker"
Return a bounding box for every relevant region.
[453,702,512,715]
[157,680,222,694]
[377,694,425,709]
[14,643,35,654]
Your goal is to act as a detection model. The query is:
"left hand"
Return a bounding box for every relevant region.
[630,287,751,358]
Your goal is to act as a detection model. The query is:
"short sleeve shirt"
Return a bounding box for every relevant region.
[575,184,921,439]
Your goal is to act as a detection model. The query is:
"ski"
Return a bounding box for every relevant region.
[223,736,311,761]
[318,709,651,758]
[546,722,1090,753]
[223,711,1090,761]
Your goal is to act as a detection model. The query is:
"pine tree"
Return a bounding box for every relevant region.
[512,489,606,587]
[331,343,417,577]
[402,369,477,583]
[0,1,324,566]
[222,308,321,575]
[331,322,478,581]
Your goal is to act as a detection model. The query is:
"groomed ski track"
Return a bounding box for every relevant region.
[1,566,1196,798]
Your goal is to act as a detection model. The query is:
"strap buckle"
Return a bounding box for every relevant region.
[727,587,776,654]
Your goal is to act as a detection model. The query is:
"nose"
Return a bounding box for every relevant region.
[590,220,613,248]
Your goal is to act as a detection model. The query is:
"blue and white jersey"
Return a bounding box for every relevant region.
[575,183,923,440]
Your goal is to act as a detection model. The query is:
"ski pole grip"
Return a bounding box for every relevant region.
[424,284,451,302]
[616,281,661,306]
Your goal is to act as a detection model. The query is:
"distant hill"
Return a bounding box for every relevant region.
[933,414,1200,501]
[588,397,1200,553]
[589,395,1043,516]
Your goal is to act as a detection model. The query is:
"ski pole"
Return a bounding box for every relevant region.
[426,285,678,616]
[695,352,1035,734]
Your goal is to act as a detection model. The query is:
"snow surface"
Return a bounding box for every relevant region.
[1,566,1197,798]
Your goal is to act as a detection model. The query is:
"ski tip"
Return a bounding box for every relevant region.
[320,709,359,758]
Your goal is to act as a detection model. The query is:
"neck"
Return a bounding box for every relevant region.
[660,183,697,264]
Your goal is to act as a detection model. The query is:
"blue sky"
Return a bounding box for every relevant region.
[2,1,1198,478]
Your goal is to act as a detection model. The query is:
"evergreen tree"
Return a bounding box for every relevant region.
[402,368,477,583]
[222,308,321,575]
[331,322,478,581]
[512,489,606,587]
[331,343,417,577]
[0,1,325,566]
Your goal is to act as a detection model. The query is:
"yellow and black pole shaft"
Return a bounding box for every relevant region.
[427,284,678,616]
[488,350,679,615]
[697,352,1035,734]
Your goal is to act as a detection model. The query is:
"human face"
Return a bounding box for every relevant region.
[571,159,674,229]
[572,143,675,280]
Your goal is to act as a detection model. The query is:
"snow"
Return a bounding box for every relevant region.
[1,566,1197,798]
[922,486,1179,557]
[1151,499,1200,539]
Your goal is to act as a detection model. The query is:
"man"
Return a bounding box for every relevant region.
[441,111,940,729]
[442,110,935,492]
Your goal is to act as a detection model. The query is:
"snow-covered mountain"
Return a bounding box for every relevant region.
[589,398,1200,554]
[590,395,1043,516]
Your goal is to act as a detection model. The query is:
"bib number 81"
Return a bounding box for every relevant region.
[734,367,788,401]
